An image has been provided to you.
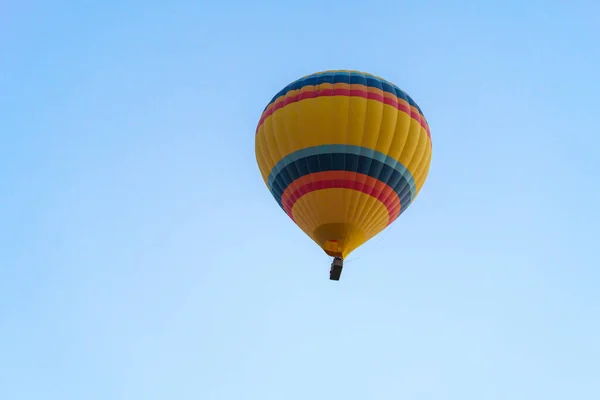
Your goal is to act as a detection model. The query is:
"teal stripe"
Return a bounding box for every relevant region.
[267,144,416,196]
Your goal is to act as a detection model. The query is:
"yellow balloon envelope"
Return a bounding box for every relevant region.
[255,70,432,267]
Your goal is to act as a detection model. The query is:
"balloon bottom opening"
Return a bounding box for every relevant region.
[313,222,365,258]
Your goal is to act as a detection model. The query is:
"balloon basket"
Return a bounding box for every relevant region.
[329,257,344,281]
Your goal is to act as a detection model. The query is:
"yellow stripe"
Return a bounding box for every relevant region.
[255,95,432,193]
[414,148,432,198]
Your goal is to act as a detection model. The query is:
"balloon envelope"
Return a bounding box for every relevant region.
[255,70,432,258]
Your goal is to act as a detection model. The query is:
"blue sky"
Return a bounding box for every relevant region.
[1,0,599,399]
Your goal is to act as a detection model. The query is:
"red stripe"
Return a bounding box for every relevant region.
[282,179,402,226]
[256,87,431,139]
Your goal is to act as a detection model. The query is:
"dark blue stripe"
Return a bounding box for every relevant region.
[267,144,416,194]
[264,71,424,116]
[270,152,413,216]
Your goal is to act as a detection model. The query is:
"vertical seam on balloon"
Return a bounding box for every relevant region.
[255,139,266,190]
[317,76,335,241]
[287,78,311,230]
[354,73,378,225]
[407,126,429,203]
[414,156,430,199]
[342,74,357,254]
[306,80,326,233]
[413,142,432,199]
[347,72,371,234]
[339,77,349,250]
[361,77,411,235]
[340,77,356,253]
[265,122,289,216]
[405,103,429,213]
[364,92,401,233]
[273,83,299,222]
[257,122,280,209]
[266,98,298,218]
[268,111,289,214]
[302,77,326,242]
[294,76,320,232]
[256,139,271,190]
[353,79,385,234]
[254,130,265,183]
[405,136,426,214]
[278,81,308,228]
[357,78,392,234]
[261,109,284,195]
[326,77,342,246]
[367,90,411,232]
[399,114,420,217]
[395,88,414,215]
[341,86,359,252]
[402,108,429,209]
[415,115,433,196]
[378,106,407,227]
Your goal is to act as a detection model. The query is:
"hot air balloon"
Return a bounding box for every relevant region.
[255,70,432,280]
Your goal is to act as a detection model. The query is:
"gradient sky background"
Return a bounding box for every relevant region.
[1,1,599,399]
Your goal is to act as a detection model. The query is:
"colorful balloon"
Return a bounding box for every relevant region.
[255,70,432,279]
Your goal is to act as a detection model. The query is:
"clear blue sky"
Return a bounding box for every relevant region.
[1,1,599,399]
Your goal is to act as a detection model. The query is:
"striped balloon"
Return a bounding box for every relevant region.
[255,70,432,260]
